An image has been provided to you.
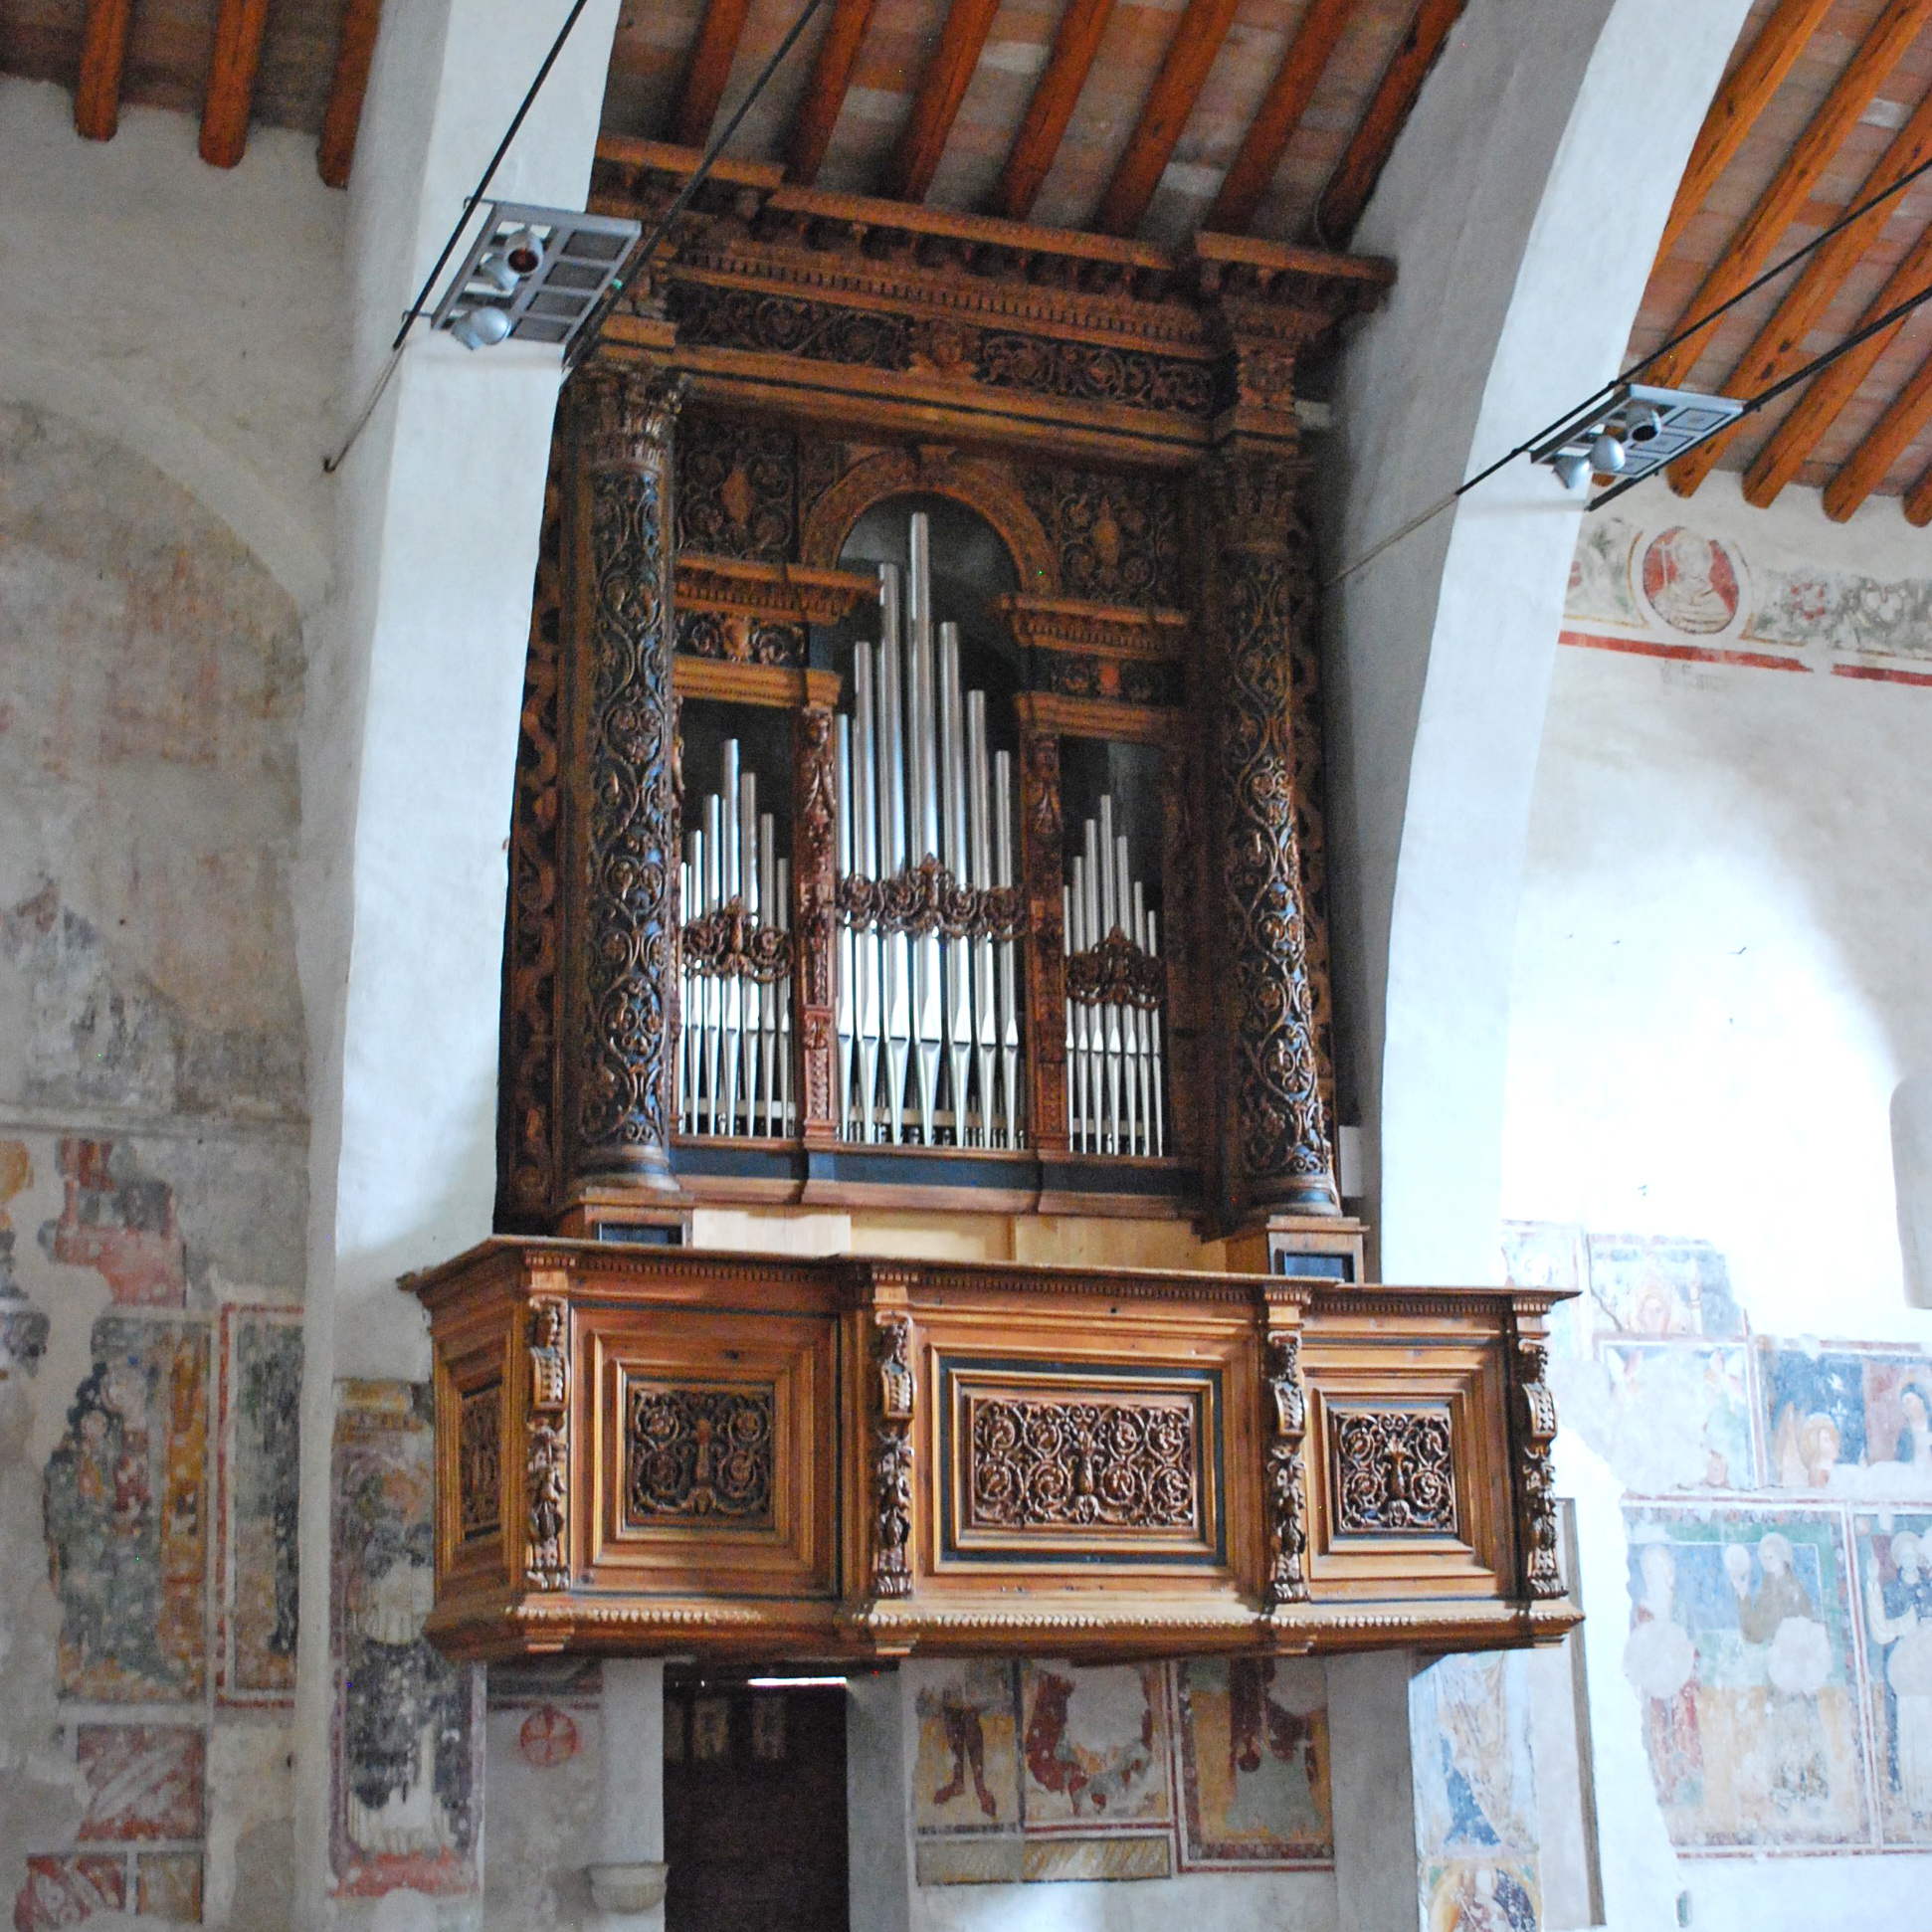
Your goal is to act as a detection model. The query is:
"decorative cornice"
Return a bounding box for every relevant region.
[994,595,1188,660]
[675,553,874,627]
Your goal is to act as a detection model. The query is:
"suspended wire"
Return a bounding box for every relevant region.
[1324,147,1932,587]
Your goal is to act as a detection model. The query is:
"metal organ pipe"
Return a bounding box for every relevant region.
[1062,795,1166,1158]
[836,511,1023,1148]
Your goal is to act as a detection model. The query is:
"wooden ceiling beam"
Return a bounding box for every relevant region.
[675,0,757,148]
[1313,0,1468,247]
[887,0,1004,202]
[1205,0,1355,236]
[785,0,880,185]
[994,0,1118,220]
[1902,438,1932,521]
[1667,77,1932,497]
[1742,213,1932,503]
[318,0,383,188]
[1092,0,1244,237]
[201,0,272,167]
[1653,0,1838,269]
[74,0,136,141]
[1821,332,1932,518]
[1644,0,1932,393]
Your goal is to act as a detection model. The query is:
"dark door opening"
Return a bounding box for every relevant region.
[665,1679,849,1932]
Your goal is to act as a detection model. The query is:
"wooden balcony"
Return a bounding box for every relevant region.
[410,1241,1579,1663]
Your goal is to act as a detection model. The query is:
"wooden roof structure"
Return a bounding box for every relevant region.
[1631,0,1932,522]
[1,0,1462,250]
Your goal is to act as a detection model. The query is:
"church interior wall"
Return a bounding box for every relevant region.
[1504,473,1932,1931]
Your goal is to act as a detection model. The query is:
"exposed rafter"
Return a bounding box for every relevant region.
[318,0,383,188]
[1643,0,1932,393]
[1667,78,1932,497]
[1313,0,1467,247]
[888,0,1004,203]
[1093,0,1244,237]
[201,0,273,168]
[74,0,135,142]
[1903,444,1932,522]
[785,0,879,185]
[676,0,757,148]
[1651,0,1837,270]
[1821,333,1932,519]
[994,0,1118,221]
[1742,215,1932,504]
[1206,0,1355,236]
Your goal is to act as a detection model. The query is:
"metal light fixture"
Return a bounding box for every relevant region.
[432,201,642,355]
[1532,381,1745,500]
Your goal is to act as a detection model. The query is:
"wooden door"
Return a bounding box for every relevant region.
[665,1682,849,1932]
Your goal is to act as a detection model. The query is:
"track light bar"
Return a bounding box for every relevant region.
[1531,381,1744,497]
[432,201,642,353]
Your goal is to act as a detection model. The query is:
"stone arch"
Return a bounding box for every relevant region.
[800,446,1058,594]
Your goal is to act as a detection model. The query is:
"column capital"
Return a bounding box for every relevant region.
[573,364,691,472]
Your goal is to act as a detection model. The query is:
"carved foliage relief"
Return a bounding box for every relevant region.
[967,1396,1198,1533]
[577,374,686,1163]
[457,1386,501,1544]
[676,417,797,562]
[1263,1333,1308,1608]
[872,1318,915,1599]
[625,1384,775,1524]
[1019,467,1184,608]
[1329,1407,1457,1536]
[1512,1334,1563,1598]
[525,1297,570,1590]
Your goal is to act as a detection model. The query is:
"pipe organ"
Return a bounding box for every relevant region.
[458,143,1580,1669]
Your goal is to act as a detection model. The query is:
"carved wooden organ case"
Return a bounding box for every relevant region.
[497,139,1401,1237]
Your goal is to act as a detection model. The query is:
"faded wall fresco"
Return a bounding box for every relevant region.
[1510,1218,1932,1856]
[0,400,307,1928]
[907,1656,1334,1886]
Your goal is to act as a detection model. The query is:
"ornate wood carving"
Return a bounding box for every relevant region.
[625,1383,775,1523]
[871,1316,914,1599]
[525,1297,571,1590]
[567,368,690,1192]
[676,417,797,561]
[499,449,567,1227]
[458,1384,503,1543]
[1017,466,1186,608]
[1063,930,1166,1010]
[1205,442,1338,1219]
[1159,740,1203,1165]
[966,1394,1197,1531]
[680,901,794,981]
[676,608,804,668]
[795,701,840,1143]
[1510,1324,1564,1600]
[836,857,1027,940]
[1328,1406,1457,1536]
[1017,710,1067,1153]
[1262,1330,1308,1608]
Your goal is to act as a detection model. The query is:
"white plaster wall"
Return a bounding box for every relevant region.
[1514,474,1932,1930]
[1322,0,1753,1284]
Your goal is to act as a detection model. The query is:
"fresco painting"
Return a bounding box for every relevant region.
[1585,1235,1744,1339]
[329,1381,483,1898]
[217,1305,301,1702]
[43,1313,209,1701]
[1597,1341,1756,1492]
[1172,1656,1331,1868]
[75,1724,206,1841]
[1623,1507,1868,1848]
[1019,1660,1171,1830]
[1853,1511,1932,1844]
[1500,1220,1588,1357]
[1759,1344,1932,1498]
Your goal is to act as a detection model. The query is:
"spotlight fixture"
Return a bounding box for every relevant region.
[1531,381,1744,500]
[431,201,642,356]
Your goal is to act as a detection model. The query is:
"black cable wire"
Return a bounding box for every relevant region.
[561,0,836,378]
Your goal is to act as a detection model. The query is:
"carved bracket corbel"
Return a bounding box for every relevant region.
[1508,1305,1564,1601]
[871,1315,915,1599]
[1262,1323,1309,1610]
[525,1294,571,1591]
[1064,929,1166,1010]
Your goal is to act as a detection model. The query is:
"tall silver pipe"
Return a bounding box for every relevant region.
[678,845,693,1136]
[907,526,941,1146]
[759,808,778,1136]
[835,715,856,1141]
[853,647,881,1143]
[736,767,758,1136]
[1085,813,1110,1151]
[994,749,1021,1148]
[938,623,971,1142]
[1129,877,1151,1156]
[703,795,722,1134]
[1066,860,1087,1150]
[776,856,793,1135]
[966,691,997,1147]
[1143,902,1165,1158]
[1116,832,1139,1156]
[877,575,909,1143]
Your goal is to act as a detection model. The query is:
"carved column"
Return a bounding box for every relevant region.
[1508,1297,1565,1601]
[1015,700,1068,1155]
[1203,439,1339,1221]
[1260,1286,1311,1611]
[794,699,840,1144]
[561,367,689,1196]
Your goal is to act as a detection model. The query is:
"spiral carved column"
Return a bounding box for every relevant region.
[560,367,689,1196]
[1204,440,1339,1221]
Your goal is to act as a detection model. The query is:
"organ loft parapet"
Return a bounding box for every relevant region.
[471,144,1577,1666]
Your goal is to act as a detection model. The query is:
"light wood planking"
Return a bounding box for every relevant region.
[887,0,1005,202]
[1313,0,1467,246]
[1093,0,1244,237]
[674,0,757,148]
[1206,0,1356,236]
[785,0,880,185]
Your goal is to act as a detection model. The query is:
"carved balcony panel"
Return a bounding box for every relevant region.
[412,1243,1579,1663]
